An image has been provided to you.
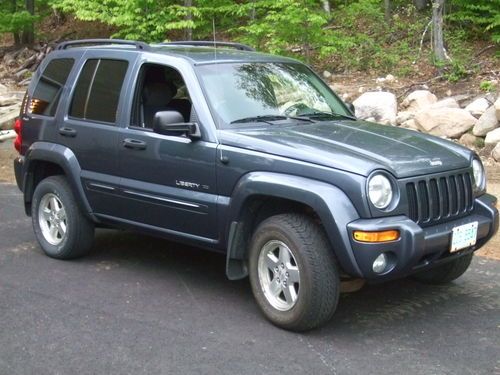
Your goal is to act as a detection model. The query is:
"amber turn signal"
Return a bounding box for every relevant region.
[353,230,400,243]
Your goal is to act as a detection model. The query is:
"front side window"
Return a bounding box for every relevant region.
[30,58,74,116]
[196,62,350,126]
[70,59,128,124]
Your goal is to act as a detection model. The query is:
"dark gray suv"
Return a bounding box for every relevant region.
[13,39,499,331]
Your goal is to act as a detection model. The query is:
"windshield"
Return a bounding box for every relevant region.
[196,62,351,126]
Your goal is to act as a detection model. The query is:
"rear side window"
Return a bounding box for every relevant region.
[69,59,128,124]
[30,58,74,116]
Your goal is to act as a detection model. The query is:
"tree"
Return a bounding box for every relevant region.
[432,0,448,62]
[22,0,35,44]
[0,0,37,45]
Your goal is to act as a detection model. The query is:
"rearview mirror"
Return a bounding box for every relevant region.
[346,102,355,115]
[153,111,201,140]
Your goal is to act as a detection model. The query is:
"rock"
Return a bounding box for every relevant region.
[459,133,479,149]
[396,111,414,125]
[400,119,419,131]
[429,98,460,109]
[478,143,496,158]
[0,129,16,142]
[401,90,437,112]
[492,143,500,162]
[385,74,395,82]
[414,108,477,138]
[472,106,499,136]
[495,97,500,121]
[446,89,452,96]
[0,84,8,94]
[0,96,18,107]
[485,128,500,144]
[465,98,489,117]
[353,91,397,125]
[0,106,20,130]
[323,70,332,79]
[358,87,365,94]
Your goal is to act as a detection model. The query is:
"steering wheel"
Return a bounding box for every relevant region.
[283,102,312,116]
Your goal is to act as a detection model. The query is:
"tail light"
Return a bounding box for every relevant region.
[13,118,23,154]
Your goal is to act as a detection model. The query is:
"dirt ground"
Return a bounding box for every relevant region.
[0,139,498,259]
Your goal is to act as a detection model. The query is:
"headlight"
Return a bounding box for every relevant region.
[368,174,393,209]
[472,159,485,191]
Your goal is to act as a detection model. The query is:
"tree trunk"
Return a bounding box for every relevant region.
[21,0,35,45]
[184,0,193,41]
[413,0,429,11]
[384,0,391,22]
[10,0,20,45]
[321,0,330,14]
[432,0,446,62]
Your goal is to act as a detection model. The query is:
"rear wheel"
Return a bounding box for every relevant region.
[32,176,94,259]
[248,214,340,331]
[412,253,474,284]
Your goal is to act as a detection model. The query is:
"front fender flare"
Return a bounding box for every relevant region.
[225,172,363,279]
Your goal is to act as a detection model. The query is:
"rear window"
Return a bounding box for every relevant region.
[30,58,74,116]
[69,59,129,124]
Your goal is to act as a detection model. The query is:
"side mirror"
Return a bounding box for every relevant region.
[153,111,201,140]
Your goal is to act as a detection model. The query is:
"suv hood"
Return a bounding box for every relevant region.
[218,120,472,178]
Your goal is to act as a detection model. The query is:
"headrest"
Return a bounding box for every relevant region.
[143,83,175,107]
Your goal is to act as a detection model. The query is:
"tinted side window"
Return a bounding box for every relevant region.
[69,59,128,124]
[31,58,74,116]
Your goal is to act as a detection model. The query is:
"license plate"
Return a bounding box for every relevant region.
[450,222,478,253]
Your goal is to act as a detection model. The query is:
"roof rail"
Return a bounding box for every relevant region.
[56,39,150,51]
[160,41,255,52]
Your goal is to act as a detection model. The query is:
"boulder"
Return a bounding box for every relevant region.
[459,133,479,149]
[400,119,419,131]
[0,106,20,130]
[414,108,477,138]
[396,111,414,125]
[401,90,437,112]
[465,98,489,117]
[485,128,500,144]
[0,83,8,94]
[323,70,332,79]
[472,106,499,136]
[495,97,500,121]
[0,96,18,107]
[429,97,460,109]
[492,143,500,162]
[353,91,397,125]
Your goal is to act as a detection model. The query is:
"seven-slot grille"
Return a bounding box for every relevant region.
[406,172,474,225]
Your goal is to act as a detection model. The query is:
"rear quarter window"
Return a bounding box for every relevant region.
[30,58,74,116]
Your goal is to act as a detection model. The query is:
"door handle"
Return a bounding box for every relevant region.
[59,127,77,137]
[123,138,147,150]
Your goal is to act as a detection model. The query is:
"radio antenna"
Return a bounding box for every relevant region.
[212,18,217,60]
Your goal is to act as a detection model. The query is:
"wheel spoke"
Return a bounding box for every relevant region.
[265,252,279,270]
[50,197,59,213]
[269,279,282,297]
[58,221,67,236]
[283,284,298,304]
[49,224,58,239]
[287,266,300,283]
[42,207,51,221]
[58,207,66,221]
[278,245,291,265]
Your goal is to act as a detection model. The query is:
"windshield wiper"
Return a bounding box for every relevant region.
[297,111,356,121]
[230,115,314,124]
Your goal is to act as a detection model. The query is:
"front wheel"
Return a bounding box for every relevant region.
[412,253,474,284]
[248,214,340,331]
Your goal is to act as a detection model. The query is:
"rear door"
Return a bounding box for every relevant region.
[57,50,138,216]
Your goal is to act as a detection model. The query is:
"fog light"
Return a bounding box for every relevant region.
[372,253,388,273]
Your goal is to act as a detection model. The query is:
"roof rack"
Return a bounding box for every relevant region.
[56,39,150,51]
[160,41,255,52]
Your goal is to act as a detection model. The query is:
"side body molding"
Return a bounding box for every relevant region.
[225,172,363,279]
[21,142,94,219]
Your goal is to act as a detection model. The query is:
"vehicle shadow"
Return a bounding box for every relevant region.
[85,228,498,335]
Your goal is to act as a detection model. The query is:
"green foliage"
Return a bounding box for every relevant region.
[0,1,37,36]
[448,0,500,43]
[480,80,497,92]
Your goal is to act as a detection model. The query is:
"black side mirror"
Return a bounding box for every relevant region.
[153,111,201,140]
[346,102,355,115]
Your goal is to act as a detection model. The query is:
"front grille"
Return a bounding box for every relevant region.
[406,172,474,225]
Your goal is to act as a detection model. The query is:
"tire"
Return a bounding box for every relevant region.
[31,175,94,259]
[248,213,340,332]
[412,253,474,284]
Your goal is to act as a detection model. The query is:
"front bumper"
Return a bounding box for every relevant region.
[347,194,498,280]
